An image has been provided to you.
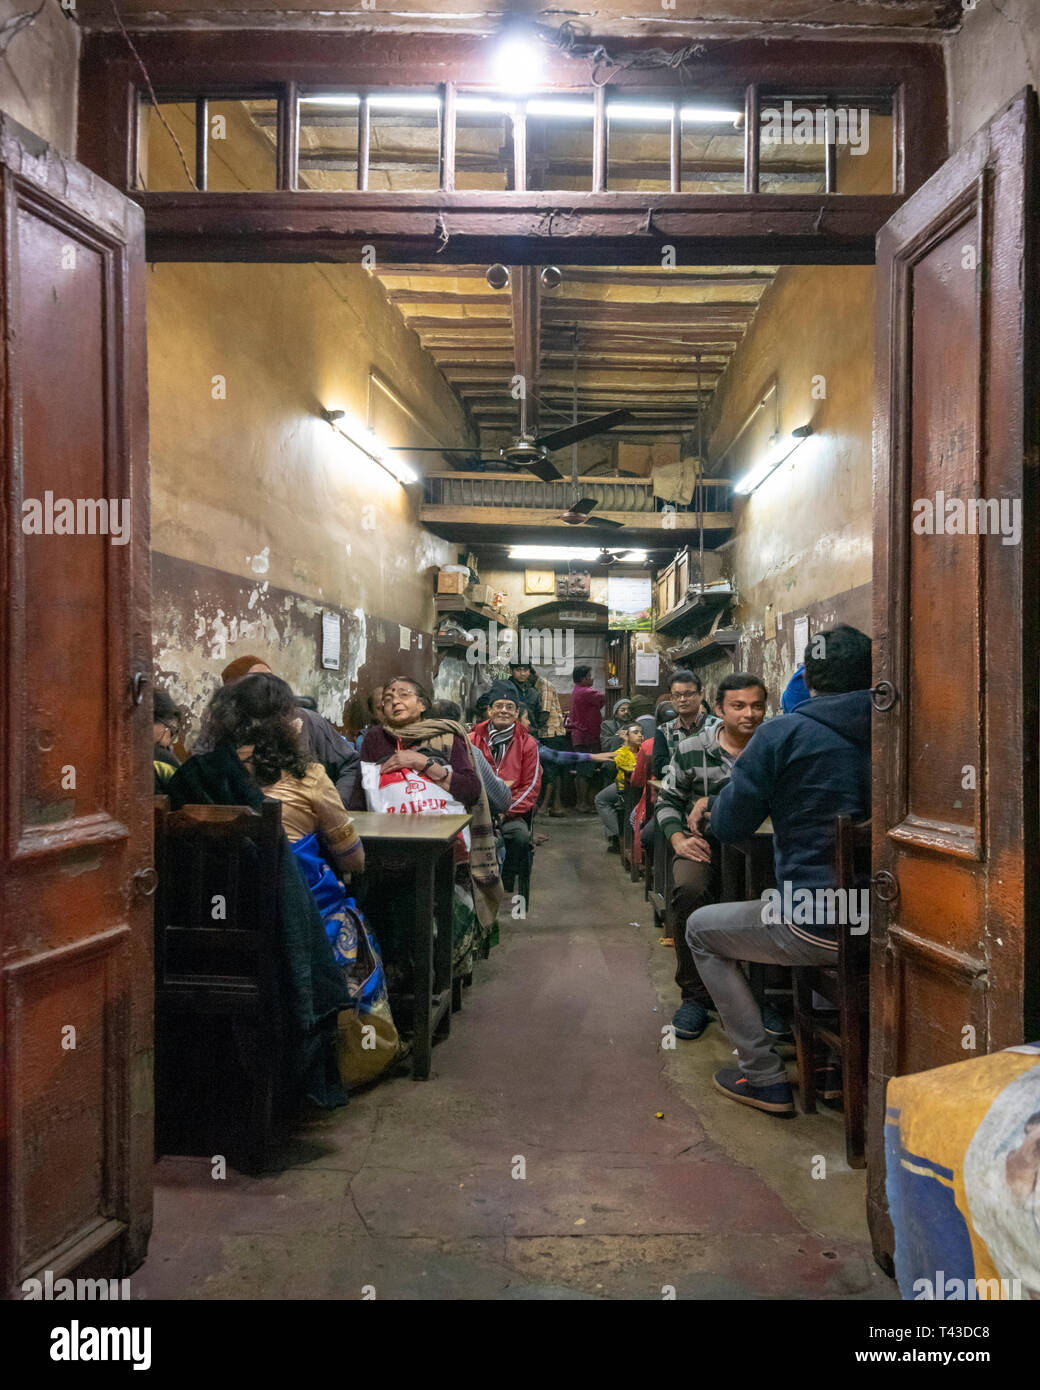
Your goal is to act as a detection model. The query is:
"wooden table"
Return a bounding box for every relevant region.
[351,812,471,1080]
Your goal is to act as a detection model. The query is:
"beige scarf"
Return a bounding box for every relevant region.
[390,717,503,930]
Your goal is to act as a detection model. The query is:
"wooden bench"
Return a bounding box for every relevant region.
[153,799,289,1173]
[791,816,872,1167]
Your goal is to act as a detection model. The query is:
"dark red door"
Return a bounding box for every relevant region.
[0,115,153,1294]
[869,89,1040,1263]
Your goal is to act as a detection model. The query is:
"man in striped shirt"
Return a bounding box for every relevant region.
[656,674,768,1043]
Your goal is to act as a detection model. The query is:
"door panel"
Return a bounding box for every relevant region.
[870,90,1039,1263]
[0,115,152,1294]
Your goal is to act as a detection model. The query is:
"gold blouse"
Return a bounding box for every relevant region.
[263,762,361,857]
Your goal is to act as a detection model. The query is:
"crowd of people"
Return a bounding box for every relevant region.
[151,624,872,1122]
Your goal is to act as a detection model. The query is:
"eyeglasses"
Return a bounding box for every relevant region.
[489,703,517,713]
[158,720,180,736]
[672,692,700,702]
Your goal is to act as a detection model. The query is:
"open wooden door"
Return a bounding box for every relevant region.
[0,116,153,1295]
[869,89,1040,1264]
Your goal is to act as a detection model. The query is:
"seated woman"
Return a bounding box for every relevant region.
[197,674,365,941]
[360,676,501,970]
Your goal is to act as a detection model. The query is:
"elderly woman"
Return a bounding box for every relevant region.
[360,675,501,970]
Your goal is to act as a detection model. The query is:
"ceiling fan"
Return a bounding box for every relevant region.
[595,547,639,567]
[387,410,635,484]
[559,497,625,530]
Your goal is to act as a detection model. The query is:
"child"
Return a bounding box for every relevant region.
[594,724,644,852]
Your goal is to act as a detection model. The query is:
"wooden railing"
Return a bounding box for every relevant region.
[421,472,733,514]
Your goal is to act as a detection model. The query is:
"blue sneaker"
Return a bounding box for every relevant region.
[712,1067,796,1116]
[672,999,710,1040]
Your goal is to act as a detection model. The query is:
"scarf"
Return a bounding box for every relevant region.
[488,721,516,764]
[388,717,503,931]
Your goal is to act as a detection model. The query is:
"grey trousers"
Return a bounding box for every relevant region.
[686,898,836,1085]
[594,782,621,838]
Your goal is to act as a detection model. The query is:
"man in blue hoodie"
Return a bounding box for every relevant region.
[685,624,872,1117]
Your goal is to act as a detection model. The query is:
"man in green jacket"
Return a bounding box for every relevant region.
[655,672,768,1042]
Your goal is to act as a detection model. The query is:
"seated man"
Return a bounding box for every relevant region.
[593,723,644,852]
[685,624,872,1117]
[469,691,542,893]
[656,673,769,1040]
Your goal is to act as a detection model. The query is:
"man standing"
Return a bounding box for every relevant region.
[685,625,872,1117]
[569,664,605,812]
[655,673,768,1042]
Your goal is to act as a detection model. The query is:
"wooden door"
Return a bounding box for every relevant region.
[0,116,152,1295]
[869,89,1040,1263]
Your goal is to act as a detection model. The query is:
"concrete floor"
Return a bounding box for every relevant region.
[134,816,897,1301]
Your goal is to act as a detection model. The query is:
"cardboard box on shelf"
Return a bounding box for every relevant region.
[437,571,469,595]
[466,583,494,608]
[617,438,680,478]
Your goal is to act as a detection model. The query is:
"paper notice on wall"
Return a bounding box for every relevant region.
[322,611,341,670]
[399,625,411,652]
[793,614,809,667]
[635,650,660,686]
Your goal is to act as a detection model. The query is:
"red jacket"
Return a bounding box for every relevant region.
[469,721,542,818]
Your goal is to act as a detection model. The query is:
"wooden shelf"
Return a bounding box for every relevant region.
[435,594,513,629]
[668,627,742,665]
[655,585,735,636]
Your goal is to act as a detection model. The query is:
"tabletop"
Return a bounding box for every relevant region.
[351,811,472,844]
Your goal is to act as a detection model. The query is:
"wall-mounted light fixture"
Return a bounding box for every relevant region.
[733,424,815,497]
[321,407,418,487]
[492,16,546,94]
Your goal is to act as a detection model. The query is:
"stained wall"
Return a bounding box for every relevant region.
[0,0,79,154]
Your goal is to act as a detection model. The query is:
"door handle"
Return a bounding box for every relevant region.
[132,671,148,706]
[870,681,897,712]
[133,866,159,897]
[871,869,899,903]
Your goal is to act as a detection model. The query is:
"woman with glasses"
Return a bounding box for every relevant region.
[359,677,502,975]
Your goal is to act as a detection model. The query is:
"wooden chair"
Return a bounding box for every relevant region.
[791,816,872,1167]
[617,772,641,881]
[153,799,288,1173]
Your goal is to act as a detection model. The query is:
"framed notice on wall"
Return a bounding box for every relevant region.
[608,575,652,630]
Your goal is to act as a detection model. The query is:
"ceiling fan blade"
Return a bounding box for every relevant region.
[526,457,564,483]
[568,497,599,516]
[534,409,636,454]
[585,514,625,530]
[387,445,473,452]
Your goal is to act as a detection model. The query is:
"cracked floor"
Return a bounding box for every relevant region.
[134,817,897,1301]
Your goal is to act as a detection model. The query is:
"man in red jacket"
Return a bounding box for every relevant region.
[470,689,542,893]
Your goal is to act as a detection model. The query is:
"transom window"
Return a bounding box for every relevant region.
[136,87,896,196]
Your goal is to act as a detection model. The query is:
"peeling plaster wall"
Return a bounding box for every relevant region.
[0,0,79,155]
[148,258,467,733]
[945,0,1039,152]
[705,263,875,704]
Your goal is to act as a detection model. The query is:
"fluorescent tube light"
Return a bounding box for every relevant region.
[607,102,675,123]
[733,425,815,497]
[322,407,418,487]
[680,106,743,123]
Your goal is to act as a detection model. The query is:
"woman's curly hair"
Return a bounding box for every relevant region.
[199,672,308,786]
